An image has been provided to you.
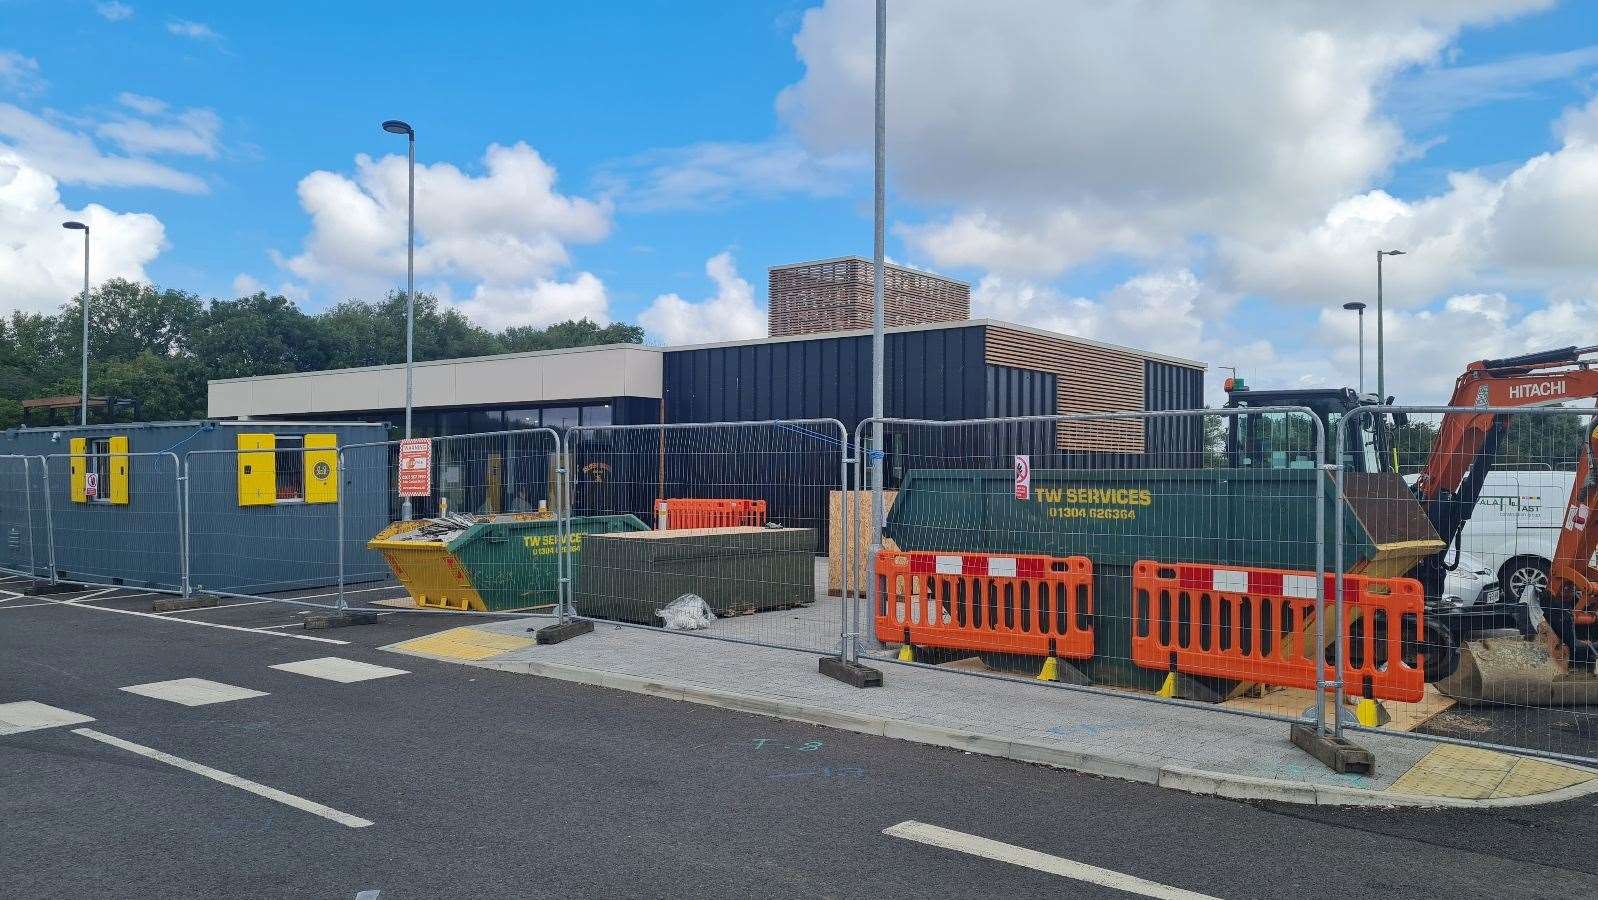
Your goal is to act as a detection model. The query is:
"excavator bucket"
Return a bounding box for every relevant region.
[1437,586,1598,706]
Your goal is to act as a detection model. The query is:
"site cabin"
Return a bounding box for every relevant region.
[0,420,388,595]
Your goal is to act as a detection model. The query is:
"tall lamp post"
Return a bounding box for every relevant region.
[1375,249,1404,404]
[382,119,416,520]
[62,221,90,426]
[1342,301,1367,394]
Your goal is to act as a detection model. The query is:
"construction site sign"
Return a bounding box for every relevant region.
[1013,454,1030,500]
[398,438,432,497]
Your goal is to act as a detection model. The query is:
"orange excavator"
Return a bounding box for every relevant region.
[1226,345,1598,684]
[1411,346,1598,673]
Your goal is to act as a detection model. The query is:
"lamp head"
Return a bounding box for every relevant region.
[1382,249,1405,257]
[62,221,87,231]
[381,119,414,137]
[1343,301,1366,312]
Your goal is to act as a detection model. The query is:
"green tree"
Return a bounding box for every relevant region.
[191,292,327,379]
[501,319,644,352]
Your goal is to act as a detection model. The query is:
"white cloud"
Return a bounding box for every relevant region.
[277,142,612,323]
[973,269,1230,364]
[96,2,134,22]
[638,252,766,345]
[0,151,166,315]
[596,139,864,211]
[1388,44,1598,128]
[0,102,209,192]
[96,93,221,158]
[452,272,610,330]
[231,273,265,295]
[779,0,1552,276]
[0,52,44,97]
[167,19,221,42]
[1221,94,1598,304]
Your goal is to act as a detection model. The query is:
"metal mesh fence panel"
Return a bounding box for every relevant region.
[564,420,848,654]
[848,411,1348,727]
[41,451,183,592]
[1337,405,1598,767]
[0,455,41,579]
[185,447,351,599]
[336,428,565,615]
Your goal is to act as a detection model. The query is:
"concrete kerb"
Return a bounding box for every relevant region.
[399,647,1598,810]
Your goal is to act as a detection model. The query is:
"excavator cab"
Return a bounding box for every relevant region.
[1221,380,1395,473]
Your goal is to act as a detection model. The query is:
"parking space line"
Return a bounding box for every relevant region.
[121,677,269,707]
[882,821,1219,900]
[72,728,373,828]
[0,701,95,736]
[153,600,275,615]
[270,584,408,602]
[52,599,349,644]
[270,657,409,683]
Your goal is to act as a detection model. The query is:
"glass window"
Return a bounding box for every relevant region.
[468,409,504,434]
[1235,412,1317,470]
[276,434,305,501]
[543,407,579,430]
[505,407,541,432]
[438,410,471,437]
[580,404,612,427]
[88,437,113,502]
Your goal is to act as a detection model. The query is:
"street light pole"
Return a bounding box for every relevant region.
[1342,301,1367,394]
[868,0,886,660]
[1375,249,1404,404]
[63,221,90,426]
[383,119,416,520]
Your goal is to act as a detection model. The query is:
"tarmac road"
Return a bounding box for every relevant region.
[3,583,1596,899]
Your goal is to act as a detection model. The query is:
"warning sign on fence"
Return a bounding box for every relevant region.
[398,438,432,497]
[84,472,98,500]
[1013,454,1030,501]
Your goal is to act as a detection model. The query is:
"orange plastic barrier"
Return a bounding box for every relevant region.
[874,551,1094,660]
[1130,561,1425,702]
[654,498,767,530]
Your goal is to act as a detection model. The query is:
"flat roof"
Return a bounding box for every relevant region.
[664,318,1207,370]
[209,341,660,385]
[768,255,971,287]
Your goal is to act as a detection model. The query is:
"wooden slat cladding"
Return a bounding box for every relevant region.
[984,326,1148,452]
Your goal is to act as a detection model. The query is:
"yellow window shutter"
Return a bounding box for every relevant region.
[69,437,86,503]
[303,433,338,504]
[108,435,130,505]
[237,432,276,507]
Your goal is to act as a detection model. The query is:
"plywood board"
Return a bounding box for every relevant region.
[828,489,898,595]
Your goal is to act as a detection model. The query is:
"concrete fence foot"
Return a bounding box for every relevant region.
[532,619,593,645]
[819,657,883,688]
[152,594,220,612]
[305,611,382,630]
[1290,722,1375,775]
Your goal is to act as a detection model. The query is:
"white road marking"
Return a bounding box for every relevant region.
[46,597,349,643]
[0,701,95,736]
[121,677,269,707]
[60,588,119,604]
[883,821,1221,900]
[269,657,409,683]
[153,600,275,615]
[273,584,406,602]
[72,728,372,828]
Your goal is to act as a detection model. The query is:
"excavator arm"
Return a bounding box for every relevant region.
[1411,346,1598,668]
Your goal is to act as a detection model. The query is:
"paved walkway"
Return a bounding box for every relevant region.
[382,614,1598,808]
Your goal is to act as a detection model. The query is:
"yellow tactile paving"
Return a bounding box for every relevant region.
[389,627,534,662]
[1388,743,1596,800]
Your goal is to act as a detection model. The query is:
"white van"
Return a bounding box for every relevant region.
[1456,470,1573,598]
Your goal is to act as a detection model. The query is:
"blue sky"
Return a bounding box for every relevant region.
[4,1,1598,401]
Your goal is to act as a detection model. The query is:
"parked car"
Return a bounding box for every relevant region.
[1439,550,1498,609]
[1407,469,1574,598]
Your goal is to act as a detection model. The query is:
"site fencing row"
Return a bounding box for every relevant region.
[1,408,1591,770]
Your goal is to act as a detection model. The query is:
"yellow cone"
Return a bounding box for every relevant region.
[1037,656,1059,682]
[1354,698,1391,728]
[897,643,914,662]
[1156,671,1177,698]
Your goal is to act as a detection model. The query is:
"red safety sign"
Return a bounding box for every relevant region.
[85,472,99,500]
[398,438,432,498]
[1013,454,1030,500]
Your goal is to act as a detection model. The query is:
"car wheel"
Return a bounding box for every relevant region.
[1499,555,1550,600]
